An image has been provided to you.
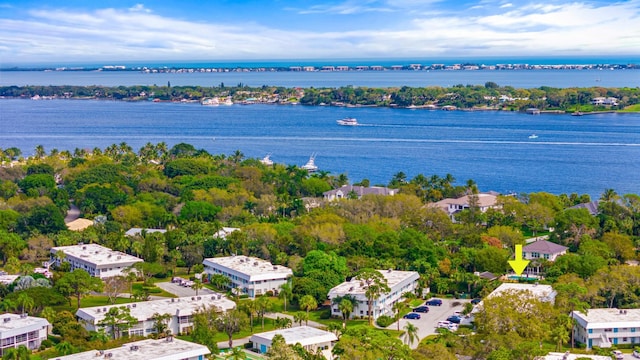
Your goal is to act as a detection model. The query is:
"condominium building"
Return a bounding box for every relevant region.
[202,256,293,298]
[50,243,143,278]
[75,294,235,337]
[327,270,420,320]
[0,313,50,356]
[54,337,210,360]
[572,308,640,349]
[250,326,338,359]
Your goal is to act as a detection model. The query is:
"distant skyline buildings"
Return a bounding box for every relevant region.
[1,0,639,63]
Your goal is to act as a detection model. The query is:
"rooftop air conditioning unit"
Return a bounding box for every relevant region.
[197,296,201,300]
[132,304,136,308]
[3,318,10,323]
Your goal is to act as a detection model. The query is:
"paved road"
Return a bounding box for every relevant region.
[390,298,470,349]
[64,203,80,223]
[155,281,215,298]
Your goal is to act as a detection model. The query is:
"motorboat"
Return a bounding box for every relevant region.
[301,153,318,172]
[528,134,539,139]
[260,154,273,166]
[201,97,220,106]
[337,117,358,126]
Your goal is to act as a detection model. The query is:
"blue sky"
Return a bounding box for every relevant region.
[1,0,639,63]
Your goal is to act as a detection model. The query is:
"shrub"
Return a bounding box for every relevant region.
[376,315,394,328]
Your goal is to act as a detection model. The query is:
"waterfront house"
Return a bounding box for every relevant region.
[522,240,568,262]
[590,97,618,106]
[322,185,399,201]
[432,193,500,222]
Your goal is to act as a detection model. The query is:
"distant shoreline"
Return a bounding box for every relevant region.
[1,62,637,73]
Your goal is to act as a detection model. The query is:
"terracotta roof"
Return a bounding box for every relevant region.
[523,240,568,254]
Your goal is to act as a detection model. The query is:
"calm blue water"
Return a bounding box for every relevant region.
[2,69,639,88]
[2,99,640,198]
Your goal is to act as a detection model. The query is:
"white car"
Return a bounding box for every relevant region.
[437,321,451,328]
[611,350,624,360]
[447,323,459,331]
[633,349,640,358]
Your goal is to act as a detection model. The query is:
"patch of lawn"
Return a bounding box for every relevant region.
[620,104,640,112]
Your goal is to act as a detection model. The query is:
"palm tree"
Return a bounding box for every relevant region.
[241,299,258,331]
[2,345,31,360]
[298,295,317,326]
[192,278,203,296]
[278,282,293,312]
[256,295,272,330]
[55,341,74,355]
[293,311,307,327]
[393,301,408,331]
[404,322,419,346]
[338,298,353,329]
[16,293,34,315]
[34,145,45,159]
[225,346,245,360]
[354,269,390,325]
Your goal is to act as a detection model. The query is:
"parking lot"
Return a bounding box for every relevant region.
[390,297,471,349]
[155,281,215,298]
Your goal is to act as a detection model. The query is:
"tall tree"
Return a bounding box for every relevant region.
[98,306,138,339]
[298,295,317,325]
[55,269,103,308]
[354,269,390,325]
[215,309,248,349]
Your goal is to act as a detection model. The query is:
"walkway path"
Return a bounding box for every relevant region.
[64,203,80,223]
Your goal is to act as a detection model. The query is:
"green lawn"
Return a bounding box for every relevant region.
[620,104,640,112]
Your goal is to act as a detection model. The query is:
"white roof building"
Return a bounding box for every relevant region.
[125,228,167,237]
[50,243,143,278]
[213,227,240,239]
[535,352,612,360]
[327,270,420,321]
[53,337,210,360]
[203,256,292,298]
[249,326,338,359]
[76,294,235,337]
[0,313,50,356]
[487,283,557,303]
[323,185,399,201]
[572,308,640,349]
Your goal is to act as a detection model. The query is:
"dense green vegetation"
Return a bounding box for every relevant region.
[0,142,639,359]
[2,83,639,112]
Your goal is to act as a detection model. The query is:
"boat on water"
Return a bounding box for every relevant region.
[260,154,273,166]
[572,111,583,116]
[337,117,358,126]
[528,134,539,139]
[201,98,220,106]
[301,154,318,173]
[222,98,233,106]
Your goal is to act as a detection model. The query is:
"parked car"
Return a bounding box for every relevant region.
[471,298,481,305]
[413,306,430,313]
[403,313,421,320]
[448,323,459,331]
[633,349,640,358]
[425,298,443,306]
[611,350,624,360]
[437,321,451,328]
[446,315,462,324]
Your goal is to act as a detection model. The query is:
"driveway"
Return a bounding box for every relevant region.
[390,298,470,349]
[155,281,215,298]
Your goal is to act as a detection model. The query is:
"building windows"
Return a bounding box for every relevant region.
[531,252,540,258]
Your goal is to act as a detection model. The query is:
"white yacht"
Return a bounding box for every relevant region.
[201,97,220,106]
[301,154,318,173]
[337,117,358,126]
[528,134,539,139]
[260,154,274,166]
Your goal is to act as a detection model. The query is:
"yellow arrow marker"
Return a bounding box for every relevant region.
[508,244,530,276]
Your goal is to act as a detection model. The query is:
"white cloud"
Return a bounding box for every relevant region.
[0,1,638,62]
[499,3,513,8]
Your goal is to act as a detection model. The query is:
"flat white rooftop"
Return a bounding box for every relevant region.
[76,295,235,322]
[0,313,49,332]
[203,256,292,281]
[249,326,337,347]
[53,337,210,360]
[329,270,419,296]
[488,283,556,302]
[125,228,167,237]
[573,308,640,326]
[51,244,143,267]
[0,275,20,285]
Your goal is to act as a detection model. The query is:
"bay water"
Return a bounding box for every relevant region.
[2,98,639,198]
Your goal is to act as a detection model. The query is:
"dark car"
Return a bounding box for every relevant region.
[413,306,430,313]
[425,298,443,306]
[471,298,481,305]
[446,315,462,324]
[403,312,421,320]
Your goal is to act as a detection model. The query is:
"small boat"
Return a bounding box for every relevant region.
[222,98,233,106]
[337,117,358,126]
[528,134,538,139]
[201,98,219,106]
[260,154,273,166]
[301,153,318,173]
[572,111,583,116]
